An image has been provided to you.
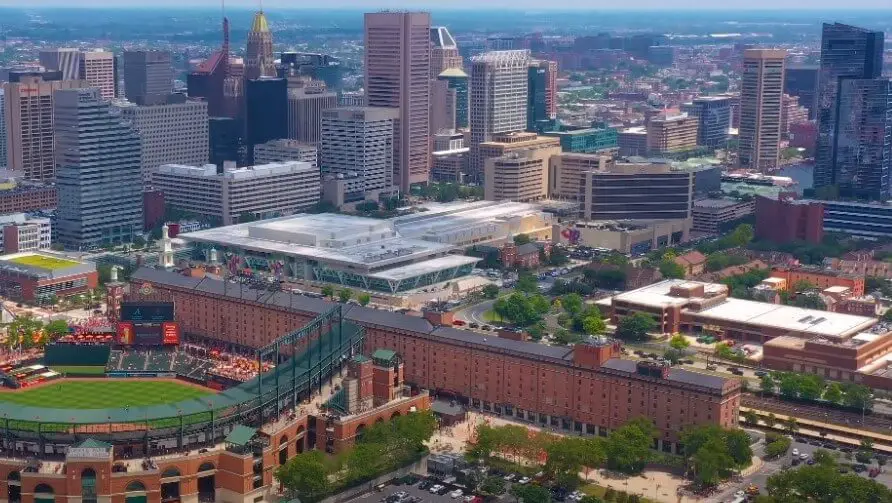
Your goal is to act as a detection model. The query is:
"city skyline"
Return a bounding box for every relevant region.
[1,0,891,9]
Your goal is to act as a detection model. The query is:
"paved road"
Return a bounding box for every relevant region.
[455,300,497,327]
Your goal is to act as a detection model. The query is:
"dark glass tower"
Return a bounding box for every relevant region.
[527,64,547,132]
[834,79,892,200]
[784,64,819,120]
[245,77,287,165]
[437,68,469,129]
[814,23,886,197]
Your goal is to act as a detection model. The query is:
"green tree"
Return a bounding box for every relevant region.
[843,384,874,412]
[729,224,755,247]
[669,334,690,350]
[44,319,69,339]
[320,285,334,300]
[759,374,776,395]
[615,313,657,342]
[357,293,371,307]
[516,274,539,294]
[823,382,843,404]
[605,417,656,474]
[812,449,837,467]
[765,464,892,502]
[275,451,330,502]
[561,293,584,316]
[510,484,551,503]
[690,437,734,487]
[798,374,825,401]
[765,413,777,429]
[544,436,586,486]
[583,316,606,336]
[479,476,506,496]
[883,309,892,322]
[513,234,533,246]
[763,436,791,458]
[338,288,353,303]
[742,410,760,426]
[784,417,799,435]
[482,284,500,299]
[659,260,686,279]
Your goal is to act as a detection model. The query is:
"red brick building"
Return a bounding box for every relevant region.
[769,266,865,297]
[755,195,823,245]
[0,183,57,214]
[128,268,742,452]
[0,252,98,302]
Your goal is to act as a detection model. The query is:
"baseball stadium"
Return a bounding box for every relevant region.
[0,297,429,503]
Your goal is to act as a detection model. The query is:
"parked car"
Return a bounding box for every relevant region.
[754,370,767,377]
[792,449,800,457]
[449,489,463,499]
[503,474,516,482]
[430,485,444,494]
[517,477,531,485]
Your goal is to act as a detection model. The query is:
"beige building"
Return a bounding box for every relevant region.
[253,139,318,168]
[739,49,786,172]
[552,219,691,254]
[81,50,116,100]
[646,113,699,155]
[2,76,86,181]
[478,132,560,176]
[549,152,612,201]
[692,198,756,234]
[484,144,561,202]
[287,82,339,145]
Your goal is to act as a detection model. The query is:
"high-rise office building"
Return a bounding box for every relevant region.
[116,93,209,184]
[647,113,699,155]
[430,26,463,78]
[321,107,399,192]
[738,49,786,172]
[209,117,241,167]
[364,11,432,191]
[3,75,85,181]
[38,48,80,80]
[54,88,143,248]
[438,68,469,130]
[834,79,892,200]
[784,64,819,120]
[814,23,886,196]
[188,17,238,118]
[245,11,276,80]
[287,82,338,144]
[527,60,557,132]
[690,96,732,149]
[245,77,288,164]
[430,79,455,133]
[253,139,318,168]
[0,90,5,170]
[469,50,531,178]
[278,52,343,91]
[79,50,116,100]
[123,50,173,104]
[780,94,810,135]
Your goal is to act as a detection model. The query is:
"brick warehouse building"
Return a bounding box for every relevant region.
[126,268,741,451]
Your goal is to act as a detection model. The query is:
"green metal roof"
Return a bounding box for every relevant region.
[352,354,370,363]
[372,349,396,363]
[224,425,257,446]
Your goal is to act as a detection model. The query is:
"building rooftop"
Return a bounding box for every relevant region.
[0,252,94,279]
[181,213,457,271]
[157,161,316,180]
[438,68,468,78]
[612,279,877,339]
[694,198,748,209]
[620,127,647,135]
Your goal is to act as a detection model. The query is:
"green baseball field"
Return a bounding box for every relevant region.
[0,380,213,409]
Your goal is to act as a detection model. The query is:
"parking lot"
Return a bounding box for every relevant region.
[353,477,480,503]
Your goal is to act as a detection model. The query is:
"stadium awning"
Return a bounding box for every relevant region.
[224,425,257,446]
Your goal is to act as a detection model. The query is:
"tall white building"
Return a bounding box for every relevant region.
[0,89,6,170]
[321,107,399,193]
[253,139,318,168]
[116,94,209,184]
[287,84,338,144]
[469,50,531,178]
[151,162,321,226]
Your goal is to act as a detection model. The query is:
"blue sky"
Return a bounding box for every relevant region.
[0,0,890,9]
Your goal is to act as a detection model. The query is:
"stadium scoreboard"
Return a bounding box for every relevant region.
[118,301,180,346]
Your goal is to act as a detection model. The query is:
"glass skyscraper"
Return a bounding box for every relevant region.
[814,22,887,198]
[835,79,892,200]
[54,88,143,249]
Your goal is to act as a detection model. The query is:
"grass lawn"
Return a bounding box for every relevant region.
[49,366,107,376]
[5,254,79,270]
[482,309,503,323]
[0,380,212,409]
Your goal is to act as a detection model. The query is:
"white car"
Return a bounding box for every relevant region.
[430,485,443,494]
[800,453,809,460]
[517,477,531,485]
[463,496,475,502]
[449,490,463,499]
[734,490,746,498]
[792,448,800,457]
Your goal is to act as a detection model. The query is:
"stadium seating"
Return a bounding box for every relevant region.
[119,351,148,372]
[105,349,213,381]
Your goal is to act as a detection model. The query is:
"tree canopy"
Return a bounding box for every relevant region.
[614,313,657,342]
[681,425,753,488]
